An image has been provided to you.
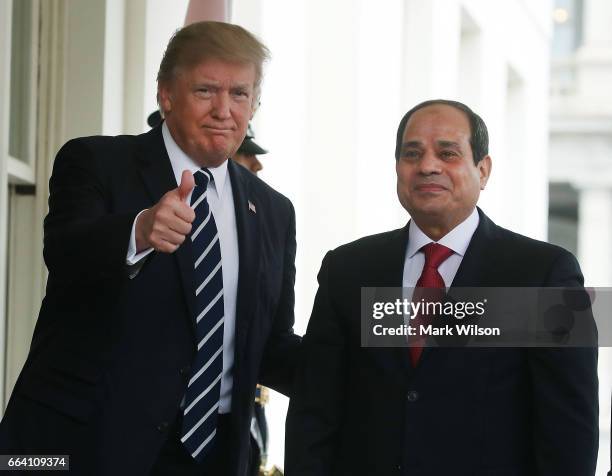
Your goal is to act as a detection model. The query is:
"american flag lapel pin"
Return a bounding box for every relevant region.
[248,200,256,214]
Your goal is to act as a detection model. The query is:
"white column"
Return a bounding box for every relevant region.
[142,0,190,132]
[576,186,612,476]
[102,0,125,136]
[580,0,612,55]
[598,345,611,476]
[577,186,612,287]
[63,0,107,139]
[575,0,612,115]
[113,0,189,135]
[0,0,13,411]
[575,2,612,466]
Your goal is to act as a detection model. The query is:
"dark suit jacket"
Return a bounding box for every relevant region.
[0,125,300,476]
[286,209,599,476]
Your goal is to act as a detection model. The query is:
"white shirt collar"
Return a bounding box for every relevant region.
[161,121,228,196]
[406,207,479,259]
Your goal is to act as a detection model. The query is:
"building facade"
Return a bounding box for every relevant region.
[549,0,612,472]
[0,0,607,472]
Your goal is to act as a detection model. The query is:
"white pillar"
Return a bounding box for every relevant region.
[574,2,612,465]
[577,187,612,287]
[575,0,612,114]
[0,0,13,411]
[576,186,612,476]
[598,345,611,476]
[580,0,612,54]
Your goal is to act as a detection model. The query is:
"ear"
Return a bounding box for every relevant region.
[157,81,173,116]
[478,155,492,190]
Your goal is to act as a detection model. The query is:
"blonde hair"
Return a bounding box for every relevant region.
[157,21,270,102]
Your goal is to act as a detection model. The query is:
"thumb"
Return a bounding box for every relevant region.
[178,170,195,202]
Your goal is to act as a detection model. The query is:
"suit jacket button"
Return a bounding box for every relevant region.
[179,365,191,376]
[406,390,419,402]
[157,421,169,432]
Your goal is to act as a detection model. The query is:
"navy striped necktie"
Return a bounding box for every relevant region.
[180,168,225,463]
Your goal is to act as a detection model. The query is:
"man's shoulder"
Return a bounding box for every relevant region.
[60,129,151,157]
[480,213,581,284]
[488,218,575,263]
[330,227,406,259]
[231,160,293,214]
[52,129,160,178]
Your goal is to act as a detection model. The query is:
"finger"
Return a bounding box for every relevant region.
[156,229,187,247]
[167,217,193,236]
[174,202,196,223]
[178,170,195,202]
[154,239,180,254]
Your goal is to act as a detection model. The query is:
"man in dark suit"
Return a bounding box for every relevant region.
[285,99,599,475]
[0,21,300,476]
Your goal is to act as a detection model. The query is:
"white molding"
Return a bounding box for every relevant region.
[550,117,612,135]
[0,0,14,412]
[102,0,125,135]
[7,156,36,184]
[123,0,147,135]
[26,1,40,169]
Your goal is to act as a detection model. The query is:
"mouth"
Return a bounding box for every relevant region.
[203,126,234,134]
[415,183,447,192]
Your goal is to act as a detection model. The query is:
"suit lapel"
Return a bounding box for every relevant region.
[228,160,261,366]
[136,125,197,337]
[450,208,496,287]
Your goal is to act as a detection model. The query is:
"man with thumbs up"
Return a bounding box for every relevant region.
[0,22,300,476]
[134,170,196,255]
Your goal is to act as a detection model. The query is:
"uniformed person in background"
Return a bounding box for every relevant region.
[232,125,267,175]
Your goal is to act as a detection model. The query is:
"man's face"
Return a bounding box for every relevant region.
[233,153,263,175]
[396,104,491,238]
[158,58,257,167]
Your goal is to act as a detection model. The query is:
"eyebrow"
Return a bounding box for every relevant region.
[192,80,253,90]
[401,140,463,151]
[193,79,221,87]
[230,83,252,91]
[402,141,424,149]
[436,140,461,149]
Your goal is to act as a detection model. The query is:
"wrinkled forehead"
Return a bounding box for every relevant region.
[178,58,256,80]
[403,104,471,143]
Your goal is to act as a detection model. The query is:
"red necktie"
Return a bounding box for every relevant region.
[409,242,454,366]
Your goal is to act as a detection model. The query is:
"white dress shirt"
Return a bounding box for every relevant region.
[126,122,238,412]
[402,208,479,289]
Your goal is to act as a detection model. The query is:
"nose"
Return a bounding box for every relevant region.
[211,91,231,120]
[418,151,442,175]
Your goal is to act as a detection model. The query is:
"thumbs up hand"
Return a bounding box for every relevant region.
[135,170,197,253]
[177,169,195,202]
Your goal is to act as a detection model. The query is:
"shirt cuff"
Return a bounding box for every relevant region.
[126,209,154,265]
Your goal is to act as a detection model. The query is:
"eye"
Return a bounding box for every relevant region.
[231,89,250,100]
[402,150,421,161]
[195,87,212,98]
[439,150,458,160]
